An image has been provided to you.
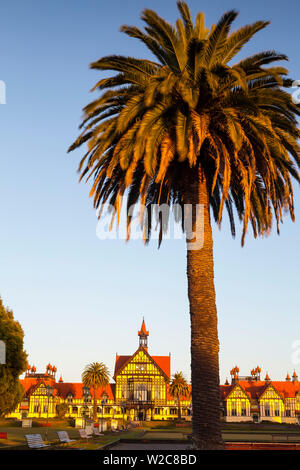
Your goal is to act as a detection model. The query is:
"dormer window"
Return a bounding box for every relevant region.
[67,393,73,403]
[101,393,108,403]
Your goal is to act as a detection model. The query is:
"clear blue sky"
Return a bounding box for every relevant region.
[0,0,299,384]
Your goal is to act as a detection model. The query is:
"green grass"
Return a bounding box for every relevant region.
[1,419,300,449]
[63,430,146,450]
[142,431,188,441]
[0,424,145,449]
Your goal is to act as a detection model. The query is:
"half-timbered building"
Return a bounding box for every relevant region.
[7,323,300,424]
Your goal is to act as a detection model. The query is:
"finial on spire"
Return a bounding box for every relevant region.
[265,372,270,382]
[138,318,149,337]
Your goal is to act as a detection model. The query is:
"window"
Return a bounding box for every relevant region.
[286,409,291,417]
[136,364,147,371]
[134,384,148,402]
[154,408,161,415]
[154,384,162,400]
[264,403,270,417]
[241,406,247,416]
[170,408,177,415]
[231,402,237,416]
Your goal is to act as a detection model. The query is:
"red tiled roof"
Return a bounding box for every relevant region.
[267,381,300,398]
[54,382,115,400]
[220,384,232,400]
[114,355,131,377]
[223,380,300,401]
[152,356,170,379]
[20,377,56,397]
[20,377,115,400]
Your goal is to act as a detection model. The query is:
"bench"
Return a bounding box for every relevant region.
[25,434,50,449]
[22,419,32,428]
[0,432,7,439]
[92,427,104,437]
[57,431,76,444]
[78,428,90,439]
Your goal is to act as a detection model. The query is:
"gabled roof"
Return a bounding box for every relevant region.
[221,380,300,401]
[20,377,115,400]
[114,355,131,378]
[20,377,56,398]
[152,356,170,379]
[113,347,170,380]
[222,382,252,401]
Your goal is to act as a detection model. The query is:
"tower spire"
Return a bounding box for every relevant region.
[138,318,149,351]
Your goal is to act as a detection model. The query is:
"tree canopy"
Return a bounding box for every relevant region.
[69,1,300,246]
[0,298,28,417]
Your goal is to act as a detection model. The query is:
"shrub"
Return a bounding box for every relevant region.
[68,417,75,427]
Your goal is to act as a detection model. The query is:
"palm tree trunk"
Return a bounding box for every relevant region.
[177,394,181,421]
[184,168,224,450]
[93,386,97,423]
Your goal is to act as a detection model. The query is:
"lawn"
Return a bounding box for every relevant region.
[0,423,146,450]
[1,419,300,449]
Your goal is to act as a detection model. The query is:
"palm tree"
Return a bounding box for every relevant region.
[82,362,110,422]
[169,372,190,421]
[69,2,300,449]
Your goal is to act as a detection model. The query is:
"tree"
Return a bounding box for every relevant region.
[69,2,300,448]
[82,362,110,422]
[0,298,28,417]
[56,403,69,419]
[169,371,190,421]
